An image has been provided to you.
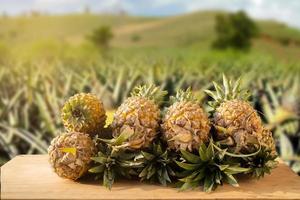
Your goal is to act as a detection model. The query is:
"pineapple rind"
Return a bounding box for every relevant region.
[111,97,160,149]
[162,101,211,152]
[214,99,276,154]
[214,100,262,135]
[48,132,96,180]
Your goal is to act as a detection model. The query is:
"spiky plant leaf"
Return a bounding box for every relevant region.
[97,126,135,150]
[134,142,177,186]
[205,74,250,110]
[130,84,167,105]
[179,181,199,191]
[241,146,278,179]
[180,149,201,164]
[204,174,215,193]
[170,87,198,103]
[89,143,142,190]
[176,140,250,192]
[224,166,251,175]
[198,143,208,162]
[175,161,201,171]
[224,173,239,187]
[89,165,105,173]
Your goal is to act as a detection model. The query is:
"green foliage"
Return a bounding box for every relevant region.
[241,146,278,178]
[170,87,199,103]
[213,11,259,50]
[0,60,299,170]
[205,74,250,109]
[0,42,10,64]
[176,140,251,192]
[176,139,278,192]
[131,34,141,42]
[130,84,167,105]
[1,12,300,61]
[87,26,113,50]
[89,143,142,189]
[134,142,177,186]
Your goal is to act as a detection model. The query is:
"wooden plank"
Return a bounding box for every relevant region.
[1,155,300,200]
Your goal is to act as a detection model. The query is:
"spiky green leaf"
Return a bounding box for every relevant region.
[199,144,208,162]
[180,181,199,191]
[141,151,155,161]
[206,141,214,159]
[224,173,239,187]
[175,161,201,171]
[91,156,107,164]
[89,165,105,173]
[204,175,215,193]
[180,149,201,164]
[114,126,134,145]
[224,166,250,175]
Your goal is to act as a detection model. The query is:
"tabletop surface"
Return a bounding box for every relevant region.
[1,155,300,200]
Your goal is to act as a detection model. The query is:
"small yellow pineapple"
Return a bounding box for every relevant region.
[48,132,96,180]
[61,93,107,135]
[111,85,167,149]
[162,88,211,152]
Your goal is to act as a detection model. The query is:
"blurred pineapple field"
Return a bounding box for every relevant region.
[0,11,300,174]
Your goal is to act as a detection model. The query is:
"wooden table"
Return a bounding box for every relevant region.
[1,155,300,200]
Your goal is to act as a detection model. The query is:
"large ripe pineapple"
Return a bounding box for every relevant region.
[205,75,276,154]
[48,132,96,180]
[111,85,167,150]
[162,88,211,152]
[61,93,107,135]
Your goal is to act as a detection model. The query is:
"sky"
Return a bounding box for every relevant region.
[1,0,300,28]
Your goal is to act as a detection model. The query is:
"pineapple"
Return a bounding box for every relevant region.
[48,132,96,180]
[205,75,276,154]
[162,88,211,152]
[61,93,107,135]
[111,85,167,150]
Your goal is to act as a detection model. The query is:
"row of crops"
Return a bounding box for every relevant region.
[0,58,299,174]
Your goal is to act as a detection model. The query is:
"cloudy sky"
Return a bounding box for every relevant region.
[1,0,300,28]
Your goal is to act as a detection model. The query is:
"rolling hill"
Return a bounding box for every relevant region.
[1,11,300,62]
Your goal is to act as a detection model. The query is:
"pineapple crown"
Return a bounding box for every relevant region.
[131,84,167,105]
[176,140,251,192]
[89,143,143,190]
[170,87,199,104]
[205,74,250,109]
[241,146,278,179]
[134,142,177,186]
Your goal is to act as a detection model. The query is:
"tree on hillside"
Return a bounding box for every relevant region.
[212,11,259,50]
[87,26,114,51]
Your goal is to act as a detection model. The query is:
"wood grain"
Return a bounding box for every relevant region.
[1,155,300,200]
